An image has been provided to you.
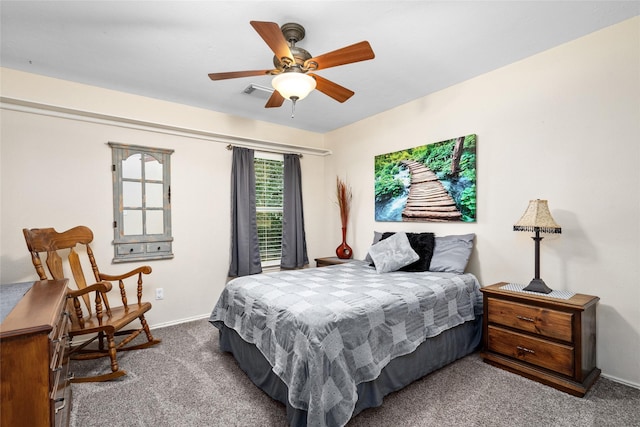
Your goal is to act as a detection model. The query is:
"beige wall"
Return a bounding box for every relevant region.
[0,68,329,328]
[325,17,640,387]
[1,17,638,387]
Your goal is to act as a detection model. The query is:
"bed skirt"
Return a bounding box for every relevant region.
[216,316,482,426]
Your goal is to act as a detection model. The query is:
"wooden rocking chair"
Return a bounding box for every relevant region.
[23,225,161,382]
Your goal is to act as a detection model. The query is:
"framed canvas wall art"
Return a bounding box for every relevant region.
[374,134,476,222]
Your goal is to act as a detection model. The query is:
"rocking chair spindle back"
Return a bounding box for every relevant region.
[23,225,161,382]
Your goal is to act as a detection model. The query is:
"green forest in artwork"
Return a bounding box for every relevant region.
[374,134,477,222]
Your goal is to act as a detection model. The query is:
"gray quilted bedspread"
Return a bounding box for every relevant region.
[209,260,483,427]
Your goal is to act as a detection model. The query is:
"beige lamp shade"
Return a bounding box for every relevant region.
[513,199,561,234]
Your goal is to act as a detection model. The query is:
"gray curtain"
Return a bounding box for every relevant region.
[228,147,262,277]
[280,154,309,269]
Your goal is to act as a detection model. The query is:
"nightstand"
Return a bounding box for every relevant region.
[480,282,600,397]
[315,257,353,267]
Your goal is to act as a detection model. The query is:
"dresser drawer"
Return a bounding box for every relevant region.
[50,308,71,427]
[487,297,573,342]
[50,310,69,367]
[488,325,574,376]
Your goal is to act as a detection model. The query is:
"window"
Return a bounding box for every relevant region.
[109,142,174,262]
[254,152,284,267]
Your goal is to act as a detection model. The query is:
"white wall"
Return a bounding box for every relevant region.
[324,17,640,387]
[0,68,328,328]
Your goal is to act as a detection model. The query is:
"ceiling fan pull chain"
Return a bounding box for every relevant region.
[290,96,299,118]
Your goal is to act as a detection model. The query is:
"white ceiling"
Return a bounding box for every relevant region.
[1,1,638,133]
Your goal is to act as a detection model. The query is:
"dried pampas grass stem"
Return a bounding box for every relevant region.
[336,177,352,228]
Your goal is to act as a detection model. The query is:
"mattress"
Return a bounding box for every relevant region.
[210,260,483,427]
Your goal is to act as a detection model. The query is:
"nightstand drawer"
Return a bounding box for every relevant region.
[488,297,573,342]
[488,325,574,376]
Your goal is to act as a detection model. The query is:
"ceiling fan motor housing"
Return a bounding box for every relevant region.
[272,23,313,71]
[273,46,312,70]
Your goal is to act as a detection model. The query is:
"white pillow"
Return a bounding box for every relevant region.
[368,232,419,274]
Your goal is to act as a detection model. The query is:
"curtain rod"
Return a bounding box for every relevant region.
[226,144,303,158]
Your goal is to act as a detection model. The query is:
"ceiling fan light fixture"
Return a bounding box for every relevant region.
[271,72,316,101]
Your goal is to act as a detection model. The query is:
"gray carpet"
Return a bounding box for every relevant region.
[70,319,640,427]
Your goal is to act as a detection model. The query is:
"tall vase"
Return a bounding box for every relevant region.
[336,227,353,259]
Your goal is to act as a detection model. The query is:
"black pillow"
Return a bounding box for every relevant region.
[380,232,436,272]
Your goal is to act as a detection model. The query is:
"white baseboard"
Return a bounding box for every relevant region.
[149,313,211,330]
[601,373,640,390]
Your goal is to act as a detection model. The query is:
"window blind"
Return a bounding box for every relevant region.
[254,155,284,265]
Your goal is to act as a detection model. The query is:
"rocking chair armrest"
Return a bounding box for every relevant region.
[67,281,113,298]
[99,266,152,281]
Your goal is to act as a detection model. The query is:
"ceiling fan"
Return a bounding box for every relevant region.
[208,21,375,111]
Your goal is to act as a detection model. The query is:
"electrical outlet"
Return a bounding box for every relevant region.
[155,288,164,300]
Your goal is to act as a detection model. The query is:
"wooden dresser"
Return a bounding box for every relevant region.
[480,282,600,397]
[1,280,72,427]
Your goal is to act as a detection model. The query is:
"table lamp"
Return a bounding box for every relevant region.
[513,199,562,294]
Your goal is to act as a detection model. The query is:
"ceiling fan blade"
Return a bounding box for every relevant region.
[208,70,274,81]
[250,21,294,63]
[265,90,285,108]
[309,74,354,103]
[305,41,375,71]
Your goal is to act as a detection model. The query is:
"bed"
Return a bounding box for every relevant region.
[209,232,483,427]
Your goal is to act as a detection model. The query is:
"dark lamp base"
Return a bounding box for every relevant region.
[523,278,553,294]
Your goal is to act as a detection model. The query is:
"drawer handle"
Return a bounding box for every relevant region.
[517,345,536,355]
[54,397,65,413]
[516,315,535,323]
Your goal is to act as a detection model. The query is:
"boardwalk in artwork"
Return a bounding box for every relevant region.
[401,160,462,222]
